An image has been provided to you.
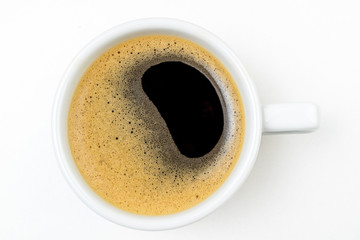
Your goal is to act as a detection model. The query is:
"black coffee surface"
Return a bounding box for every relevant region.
[142,61,223,158]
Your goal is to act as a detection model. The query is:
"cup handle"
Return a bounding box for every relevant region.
[262,103,319,134]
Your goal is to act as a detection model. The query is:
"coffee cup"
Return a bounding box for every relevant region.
[52,18,319,230]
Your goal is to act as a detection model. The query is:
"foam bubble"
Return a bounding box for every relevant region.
[68,35,245,215]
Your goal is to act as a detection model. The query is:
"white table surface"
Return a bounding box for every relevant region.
[1,0,359,239]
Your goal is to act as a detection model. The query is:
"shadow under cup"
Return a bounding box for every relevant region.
[52,18,262,230]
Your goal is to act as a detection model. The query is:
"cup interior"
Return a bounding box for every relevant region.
[52,18,262,230]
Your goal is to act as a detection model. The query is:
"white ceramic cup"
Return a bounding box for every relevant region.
[52,18,319,231]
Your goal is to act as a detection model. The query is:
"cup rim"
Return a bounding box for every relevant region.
[52,18,262,230]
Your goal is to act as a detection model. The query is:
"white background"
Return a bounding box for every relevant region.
[1,0,359,239]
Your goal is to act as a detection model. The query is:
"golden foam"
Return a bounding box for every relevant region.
[68,35,245,215]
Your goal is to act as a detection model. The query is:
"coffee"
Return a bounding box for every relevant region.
[68,35,245,215]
